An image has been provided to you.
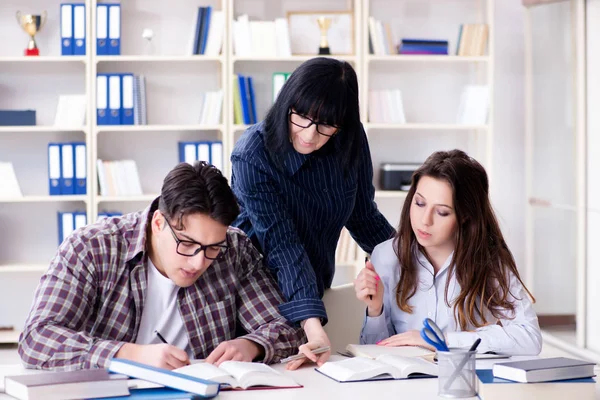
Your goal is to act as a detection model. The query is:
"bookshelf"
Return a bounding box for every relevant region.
[0,0,494,343]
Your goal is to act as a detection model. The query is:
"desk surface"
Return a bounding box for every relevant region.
[1,350,599,400]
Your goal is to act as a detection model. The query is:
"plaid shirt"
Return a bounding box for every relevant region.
[18,199,305,371]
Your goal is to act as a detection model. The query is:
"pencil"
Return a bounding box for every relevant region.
[366,256,372,300]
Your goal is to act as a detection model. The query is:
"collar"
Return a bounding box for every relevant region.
[125,196,160,263]
[415,245,455,278]
[282,136,338,176]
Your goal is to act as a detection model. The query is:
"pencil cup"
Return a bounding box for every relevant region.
[437,350,477,398]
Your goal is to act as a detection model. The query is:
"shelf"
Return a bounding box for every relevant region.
[0,329,20,344]
[0,126,87,133]
[0,56,86,63]
[96,194,159,203]
[96,55,224,63]
[96,124,224,133]
[0,195,88,203]
[365,123,489,131]
[232,124,252,131]
[367,55,489,63]
[375,190,408,199]
[0,264,47,273]
[232,55,357,63]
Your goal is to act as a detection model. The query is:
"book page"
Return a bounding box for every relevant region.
[219,361,299,389]
[317,357,401,382]
[346,344,434,359]
[175,362,237,388]
[376,354,438,378]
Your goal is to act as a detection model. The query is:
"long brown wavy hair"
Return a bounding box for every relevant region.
[394,150,534,330]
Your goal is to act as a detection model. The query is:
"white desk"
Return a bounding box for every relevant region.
[1,353,600,399]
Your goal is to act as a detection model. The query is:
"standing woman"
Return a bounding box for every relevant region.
[230,57,395,369]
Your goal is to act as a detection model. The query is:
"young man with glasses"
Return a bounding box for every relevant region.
[19,162,304,371]
[231,57,395,370]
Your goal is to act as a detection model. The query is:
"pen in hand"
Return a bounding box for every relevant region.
[155,330,168,344]
[279,346,331,363]
[365,256,372,300]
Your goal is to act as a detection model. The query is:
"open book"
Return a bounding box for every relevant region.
[175,361,300,390]
[346,344,511,361]
[346,344,434,359]
[316,354,438,382]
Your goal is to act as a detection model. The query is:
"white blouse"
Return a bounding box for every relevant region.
[360,239,542,356]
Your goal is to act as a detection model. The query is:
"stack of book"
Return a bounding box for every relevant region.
[232,15,291,57]
[456,24,488,56]
[96,159,143,197]
[190,6,225,56]
[368,17,395,55]
[233,75,257,125]
[478,357,597,400]
[198,90,223,125]
[398,39,448,55]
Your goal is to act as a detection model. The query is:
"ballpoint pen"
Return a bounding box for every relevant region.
[155,330,168,344]
[365,256,373,300]
[279,346,331,363]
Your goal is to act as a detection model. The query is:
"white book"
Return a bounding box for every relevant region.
[96,159,107,196]
[211,90,223,125]
[54,95,87,127]
[392,89,406,123]
[249,21,277,57]
[175,361,300,390]
[274,18,292,57]
[125,160,143,196]
[456,85,490,125]
[233,15,252,56]
[0,162,22,198]
[316,355,437,382]
[204,11,224,56]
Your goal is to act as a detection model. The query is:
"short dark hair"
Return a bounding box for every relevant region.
[159,162,240,228]
[263,57,362,172]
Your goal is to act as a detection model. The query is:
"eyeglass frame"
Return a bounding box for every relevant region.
[163,216,229,260]
[288,109,341,138]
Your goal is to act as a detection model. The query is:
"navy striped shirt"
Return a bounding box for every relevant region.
[231,123,395,324]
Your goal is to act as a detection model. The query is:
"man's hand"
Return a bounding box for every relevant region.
[116,343,190,370]
[286,317,331,370]
[205,339,263,366]
[376,330,435,351]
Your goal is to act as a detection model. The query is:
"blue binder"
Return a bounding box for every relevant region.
[96,4,109,55]
[108,74,122,125]
[73,3,86,55]
[48,143,61,196]
[96,74,109,125]
[108,4,121,55]
[60,4,73,55]
[57,212,75,246]
[60,143,75,195]
[200,6,212,54]
[247,77,257,124]
[178,142,197,164]
[73,142,86,195]
[121,74,134,125]
[237,75,251,124]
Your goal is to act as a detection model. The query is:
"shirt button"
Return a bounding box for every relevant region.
[429,290,433,296]
[428,312,432,317]
[323,189,328,193]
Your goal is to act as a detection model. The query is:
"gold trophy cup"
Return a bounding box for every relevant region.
[317,16,332,55]
[16,11,47,56]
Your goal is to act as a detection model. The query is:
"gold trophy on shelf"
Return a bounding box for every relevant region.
[317,16,332,55]
[16,11,47,56]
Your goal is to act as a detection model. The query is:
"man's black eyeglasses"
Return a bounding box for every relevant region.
[288,110,340,137]
[164,217,229,260]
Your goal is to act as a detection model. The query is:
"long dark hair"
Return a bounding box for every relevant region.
[263,57,362,172]
[394,150,534,330]
[159,161,239,229]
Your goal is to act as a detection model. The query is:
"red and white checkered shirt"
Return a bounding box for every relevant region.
[18,198,305,370]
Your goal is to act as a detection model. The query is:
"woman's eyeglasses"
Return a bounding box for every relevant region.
[288,110,340,138]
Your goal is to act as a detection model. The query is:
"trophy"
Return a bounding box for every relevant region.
[317,16,332,55]
[16,11,47,56]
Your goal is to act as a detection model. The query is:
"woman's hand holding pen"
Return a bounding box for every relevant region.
[354,260,384,317]
[115,343,190,370]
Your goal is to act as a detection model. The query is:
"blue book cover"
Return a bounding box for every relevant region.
[477,369,596,384]
[237,75,251,124]
[200,6,212,54]
[108,359,220,398]
[90,387,206,400]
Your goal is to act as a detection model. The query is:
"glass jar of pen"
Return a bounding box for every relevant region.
[421,318,480,398]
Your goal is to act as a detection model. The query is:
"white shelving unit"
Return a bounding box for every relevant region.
[0,0,494,343]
